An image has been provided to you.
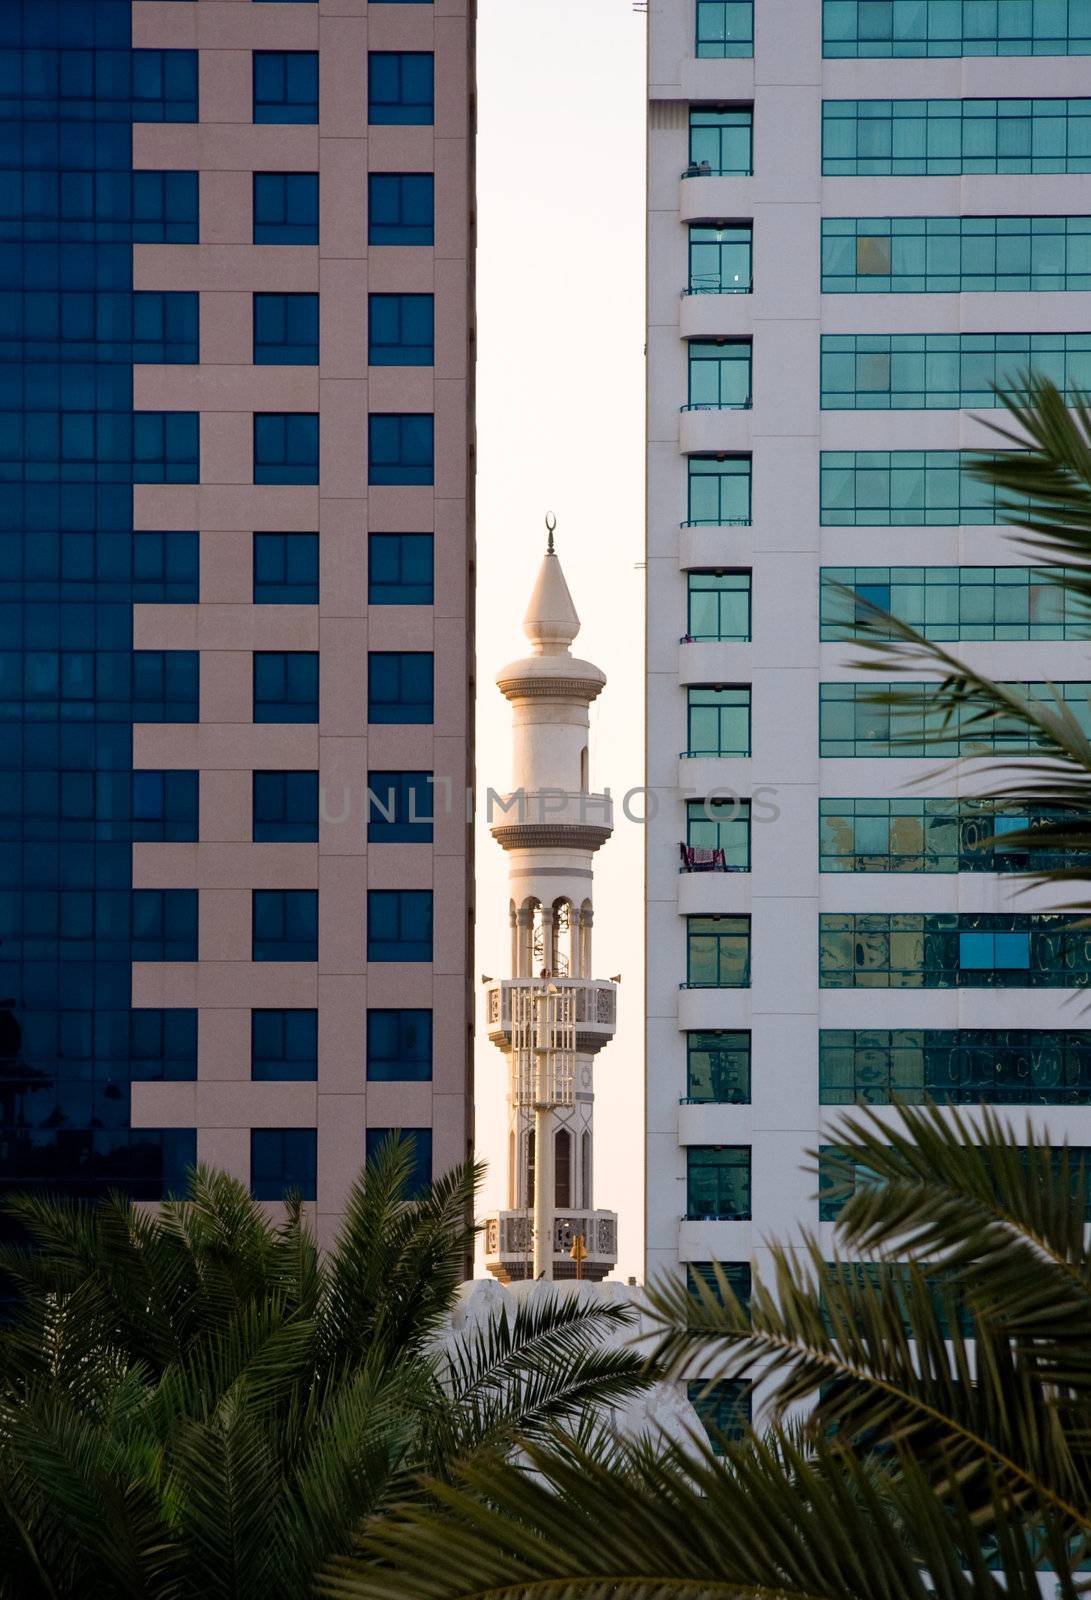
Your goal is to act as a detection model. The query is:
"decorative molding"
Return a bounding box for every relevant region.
[496,675,606,702]
[492,823,612,853]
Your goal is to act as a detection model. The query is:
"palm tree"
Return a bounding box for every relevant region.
[0,1136,650,1599]
[324,1104,1091,1600]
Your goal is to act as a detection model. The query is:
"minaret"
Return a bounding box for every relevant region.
[484,518,619,1283]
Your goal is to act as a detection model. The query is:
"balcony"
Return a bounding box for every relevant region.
[679,175,753,226]
[484,977,618,1055]
[484,1207,619,1283]
[679,406,752,455]
[680,292,754,340]
[678,986,751,1031]
[679,524,754,571]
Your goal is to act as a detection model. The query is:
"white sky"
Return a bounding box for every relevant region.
[473,0,647,1280]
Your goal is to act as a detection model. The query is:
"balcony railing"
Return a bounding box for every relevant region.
[682,163,754,178]
[684,1211,752,1222]
[680,400,753,411]
[682,284,753,296]
[680,843,738,872]
[680,518,751,527]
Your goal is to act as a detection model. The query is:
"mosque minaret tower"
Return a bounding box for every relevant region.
[483,519,619,1282]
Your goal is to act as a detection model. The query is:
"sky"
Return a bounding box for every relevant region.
[473,0,648,1281]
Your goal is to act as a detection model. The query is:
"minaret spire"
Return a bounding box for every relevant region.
[483,528,620,1284]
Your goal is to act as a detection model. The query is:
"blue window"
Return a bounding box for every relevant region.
[368,890,433,962]
[250,1128,317,1200]
[254,414,319,485]
[368,413,434,485]
[132,50,198,123]
[366,1127,433,1195]
[687,1380,752,1450]
[133,412,199,484]
[132,770,199,842]
[253,771,319,841]
[959,931,1031,970]
[369,294,434,366]
[368,652,433,724]
[696,0,754,57]
[131,1010,198,1082]
[133,171,198,243]
[251,1009,318,1081]
[253,890,318,962]
[368,771,433,842]
[253,173,319,244]
[132,651,199,722]
[367,1009,433,1081]
[686,1145,751,1219]
[687,456,751,524]
[253,652,319,723]
[133,531,199,602]
[368,174,434,245]
[368,53,434,125]
[132,890,198,962]
[132,292,198,363]
[253,532,319,602]
[368,532,434,604]
[253,293,319,366]
[253,51,318,123]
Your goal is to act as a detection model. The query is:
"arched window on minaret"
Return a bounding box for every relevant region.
[578,900,593,977]
[581,1130,592,1209]
[508,1131,516,1208]
[525,1128,535,1207]
[580,744,589,791]
[555,1127,572,1208]
[552,899,574,978]
[518,897,539,977]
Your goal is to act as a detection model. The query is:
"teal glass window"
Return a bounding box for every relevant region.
[687,1261,752,1314]
[368,294,434,365]
[132,50,198,123]
[368,174,434,245]
[131,1010,198,1083]
[251,1128,316,1200]
[685,1030,751,1101]
[132,889,198,961]
[819,1143,1091,1220]
[686,1145,751,1218]
[368,652,434,724]
[368,413,434,485]
[253,652,319,723]
[686,686,751,756]
[687,456,751,524]
[820,332,1091,409]
[820,912,1091,988]
[688,107,753,174]
[134,412,199,484]
[818,681,1091,757]
[687,340,752,408]
[253,173,318,244]
[254,414,319,485]
[368,53,434,125]
[132,771,198,842]
[686,915,751,987]
[688,224,752,292]
[686,798,750,867]
[368,770,434,843]
[133,292,198,363]
[368,890,433,962]
[696,0,754,57]
[823,98,1091,175]
[133,530,199,602]
[819,1028,1091,1106]
[251,1010,317,1081]
[366,1127,432,1195]
[367,1009,433,1081]
[819,451,1008,526]
[687,571,751,639]
[819,797,1090,873]
[252,771,318,842]
[133,171,198,243]
[368,533,434,604]
[132,651,199,721]
[253,293,319,365]
[253,532,319,603]
[823,0,1091,57]
[822,215,1091,293]
[253,51,318,124]
[252,889,318,962]
[820,566,1087,640]
[687,1380,752,1448]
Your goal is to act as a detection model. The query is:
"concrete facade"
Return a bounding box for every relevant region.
[128,0,476,1244]
[646,1,1091,1286]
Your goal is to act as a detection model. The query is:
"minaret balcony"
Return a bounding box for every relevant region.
[484,1208,619,1283]
[485,977,618,1054]
[489,790,613,852]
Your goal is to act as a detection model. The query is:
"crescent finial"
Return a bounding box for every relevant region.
[545,511,556,555]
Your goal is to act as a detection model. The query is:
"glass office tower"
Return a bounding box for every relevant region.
[0,0,475,1244]
[646,0,1091,1329]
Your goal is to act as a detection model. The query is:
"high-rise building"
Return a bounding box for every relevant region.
[646,0,1091,1315]
[0,0,475,1245]
[483,527,619,1283]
